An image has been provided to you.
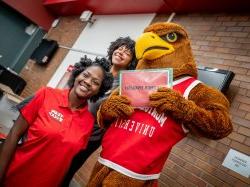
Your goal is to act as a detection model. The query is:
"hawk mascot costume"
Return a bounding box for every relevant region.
[87,22,233,187]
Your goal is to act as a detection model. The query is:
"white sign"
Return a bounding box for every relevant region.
[222,149,250,178]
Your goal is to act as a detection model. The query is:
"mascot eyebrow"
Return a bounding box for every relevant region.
[87,22,233,187]
[144,24,188,38]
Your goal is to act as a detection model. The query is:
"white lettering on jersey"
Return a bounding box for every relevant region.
[114,119,156,138]
[49,109,64,122]
[138,107,167,127]
[112,107,168,138]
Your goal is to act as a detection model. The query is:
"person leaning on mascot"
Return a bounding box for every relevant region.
[87,22,233,187]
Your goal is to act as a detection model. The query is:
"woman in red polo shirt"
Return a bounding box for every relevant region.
[0,57,113,187]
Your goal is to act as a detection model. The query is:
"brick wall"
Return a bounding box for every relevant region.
[154,13,250,186]
[76,13,250,186]
[19,16,87,97]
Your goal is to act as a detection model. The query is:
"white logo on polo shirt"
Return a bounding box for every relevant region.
[49,109,64,122]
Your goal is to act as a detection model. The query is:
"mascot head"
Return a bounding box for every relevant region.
[135,22,197,79]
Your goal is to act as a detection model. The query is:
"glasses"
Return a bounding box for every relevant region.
[117,46,132,56]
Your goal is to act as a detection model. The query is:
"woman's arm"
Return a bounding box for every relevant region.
[0,115,29,183]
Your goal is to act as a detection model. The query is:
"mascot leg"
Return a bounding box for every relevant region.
[87,162,110,187]
[87,162,157,187]
[102,171,156,187]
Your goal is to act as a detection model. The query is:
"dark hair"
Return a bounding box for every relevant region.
[107,36,137,70]
[68,56,113,102]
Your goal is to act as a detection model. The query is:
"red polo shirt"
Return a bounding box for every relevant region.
[4,87,94,187]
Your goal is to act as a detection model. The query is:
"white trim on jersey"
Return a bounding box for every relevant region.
[98,157,161,180]
[183,80,201,99]
[181,79,201,133]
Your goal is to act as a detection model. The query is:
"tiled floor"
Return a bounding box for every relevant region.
[69,179,81,187]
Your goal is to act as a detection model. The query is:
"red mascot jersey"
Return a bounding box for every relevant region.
[99,76,201,180]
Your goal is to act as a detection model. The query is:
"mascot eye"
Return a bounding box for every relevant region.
[166,32,178,43]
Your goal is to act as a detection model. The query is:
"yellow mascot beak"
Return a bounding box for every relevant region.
[135,32,175,60]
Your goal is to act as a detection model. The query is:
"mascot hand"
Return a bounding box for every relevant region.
[97,90,134,128]
[149,87,196,122]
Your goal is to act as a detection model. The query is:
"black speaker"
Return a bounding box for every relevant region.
[197,67,235,93]
[30,39,58,65]
[0,65,26,95]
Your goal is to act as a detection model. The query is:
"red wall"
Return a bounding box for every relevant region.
[44,0,250,16]
[3,0,250,30]
[3,0,55,31]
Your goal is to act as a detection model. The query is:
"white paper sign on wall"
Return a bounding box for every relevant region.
[222,149,250,178]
